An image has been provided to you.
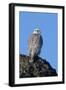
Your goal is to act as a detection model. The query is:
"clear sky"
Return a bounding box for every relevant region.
[19,11,58,72]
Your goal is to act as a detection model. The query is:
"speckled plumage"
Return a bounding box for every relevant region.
[28,30,43,62]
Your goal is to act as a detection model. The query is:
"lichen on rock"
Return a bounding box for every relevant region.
[19,54,57,78]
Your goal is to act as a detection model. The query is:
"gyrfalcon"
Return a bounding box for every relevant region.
[28,28,43,63]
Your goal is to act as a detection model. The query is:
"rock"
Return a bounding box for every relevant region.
[19,54,57,78]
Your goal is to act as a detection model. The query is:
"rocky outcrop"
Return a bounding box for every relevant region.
[19,54,57,78]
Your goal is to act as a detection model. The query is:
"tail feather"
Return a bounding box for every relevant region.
[29,59,33,63]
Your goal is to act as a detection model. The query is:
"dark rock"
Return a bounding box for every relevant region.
[19,54,57,78]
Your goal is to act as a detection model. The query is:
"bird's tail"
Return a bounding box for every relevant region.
[29,59,33,63]
[29,56,34,63]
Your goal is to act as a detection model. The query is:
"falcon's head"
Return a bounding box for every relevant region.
[33,28,41,34]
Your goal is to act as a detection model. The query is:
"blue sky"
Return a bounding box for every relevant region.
[19,11,58,72]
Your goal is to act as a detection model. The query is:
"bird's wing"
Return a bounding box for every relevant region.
[28,34,33,49]
[40,35,43,48]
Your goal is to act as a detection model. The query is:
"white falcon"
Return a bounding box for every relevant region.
[28,28,43,63]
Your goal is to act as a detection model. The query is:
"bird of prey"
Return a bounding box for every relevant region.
[28,28,43,63]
